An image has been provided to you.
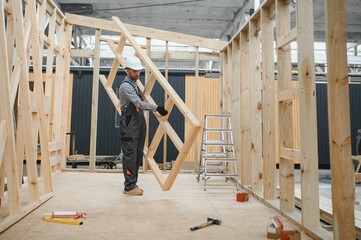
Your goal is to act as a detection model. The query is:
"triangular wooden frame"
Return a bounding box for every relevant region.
[98,17,201,191]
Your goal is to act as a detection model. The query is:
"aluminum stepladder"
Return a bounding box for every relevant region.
[197,114,240,191]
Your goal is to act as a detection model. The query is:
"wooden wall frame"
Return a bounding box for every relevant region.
[0,0,71,232]
[220,0,354,239]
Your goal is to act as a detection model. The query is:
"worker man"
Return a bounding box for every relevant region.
[119,56,168,196]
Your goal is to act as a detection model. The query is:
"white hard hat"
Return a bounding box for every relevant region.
[124,56,143,70]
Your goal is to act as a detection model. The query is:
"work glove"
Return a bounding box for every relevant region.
[156,106,168,116]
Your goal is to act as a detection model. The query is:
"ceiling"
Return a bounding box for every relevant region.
[56,0,361,43]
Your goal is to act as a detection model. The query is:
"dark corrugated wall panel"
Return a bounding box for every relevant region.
[70,70,184,163]
[71,70,361,168]
[315,76,361,168]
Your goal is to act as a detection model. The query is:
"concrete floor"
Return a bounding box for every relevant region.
[0,172,312,240]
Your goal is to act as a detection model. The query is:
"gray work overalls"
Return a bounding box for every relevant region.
[120,80,146,191]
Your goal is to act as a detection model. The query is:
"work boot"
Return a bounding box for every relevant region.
[135,185,143,192]
[123,187,143,196]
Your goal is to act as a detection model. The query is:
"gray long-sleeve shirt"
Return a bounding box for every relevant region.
[119,77,157,113]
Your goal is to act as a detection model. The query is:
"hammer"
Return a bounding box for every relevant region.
[190,217,222,231]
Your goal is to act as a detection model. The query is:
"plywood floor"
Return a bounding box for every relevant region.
[0,172,312,240]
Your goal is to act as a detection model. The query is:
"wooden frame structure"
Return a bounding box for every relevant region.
[64,14,231,190]
[221,0,355,239]
[0,0,357,238]
[0,0,71,233]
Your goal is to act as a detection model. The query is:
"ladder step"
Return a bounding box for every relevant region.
[204,173,238,177]
[203,128,232,131]
[204,158,236,161]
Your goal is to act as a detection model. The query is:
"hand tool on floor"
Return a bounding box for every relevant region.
[43,217,83,225]
[190,217,221,231]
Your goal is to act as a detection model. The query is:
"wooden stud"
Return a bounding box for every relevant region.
[261,5,276,200]
[89,29,101,171]
[231,36,241,178]
[249,19,263,193]
[106,35,126,88]
[325,0,356,239]
[0,0,21,214]
[296,0,321,229]
[240,29,252,185]
[276,0,294,212]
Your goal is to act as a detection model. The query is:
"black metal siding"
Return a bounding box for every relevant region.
[70,70,361,167]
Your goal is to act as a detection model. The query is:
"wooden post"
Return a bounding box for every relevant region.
[261,5,276,200]
[276,0,294,212]
[296,0,320,229]
[325,0,356,239]
[231,36,241,177]
[221,50,228,115]
[240,29,251,185]
[145,37,151,172]
[249,18,262,193]
[0,0,20,214]
[194,46,200,167]
[89,29,101,171]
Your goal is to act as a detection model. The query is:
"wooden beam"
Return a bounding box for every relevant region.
[249,19,263,193]
[278,88,299,101]
[261,5,276,200]
[106,35,126,88]
[70,49,94,58]
[0,0,20,214]
[276,0,295,212]
[231,36,241,185]
[0,121,7,165]
[99,75,121,115]
[13,0,40,201]
[66,13,227,50]
[296,0,321,230]
[277,28,297,49]
[240,30,252,185]
[89,29,101,171]
[28,0,53,194]
[325,0,356,239]
[280,148,300,161]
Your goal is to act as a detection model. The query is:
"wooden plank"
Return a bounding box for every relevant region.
[221,50,228,114]
[280,148,300,161]
[28,0,53,194]
[99,75,122,115]
[296,0,321,230]
[163,125,199,190]
[231,36,241,180]
[66,13,227,50]
[261,5,276,200]
[325,0,356,239]
[276,0,295,212]
[70,49,94,58]
[240,30,252,185]
[249,19,263,193]
[226,44,233,116]
[12,0,40,202]
[112,17,200,127]
[89,29,101,171]
[193,47,200,164]
[60,24,72,170]
[149,51,219,61]
[278,88,299,102]
[277,28,297,49]
[0,0,21,214]
[106,35,126,88]
[0,121,7,165]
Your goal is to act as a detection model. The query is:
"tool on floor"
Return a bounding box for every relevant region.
[190,217,221,231]
[43,217,83,225]
[50,211,86,219]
